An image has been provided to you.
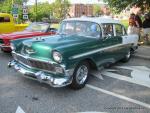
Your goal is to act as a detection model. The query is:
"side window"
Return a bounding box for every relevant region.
[102,24,114,37]
[4,17,10,22]
[0,17,4,23]
[122,26,127,35]
[61,22,75,34]
[0,17,10,23]
[87,23,101,38]
[115,24,123,36]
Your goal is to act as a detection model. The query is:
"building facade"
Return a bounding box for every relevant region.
[69,4,93,17]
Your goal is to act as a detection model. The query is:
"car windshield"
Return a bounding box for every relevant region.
[25,23,49,32]
[59,21,101,38]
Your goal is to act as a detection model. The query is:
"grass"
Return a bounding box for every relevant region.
[121,19,128,29]
[51,23,60,29]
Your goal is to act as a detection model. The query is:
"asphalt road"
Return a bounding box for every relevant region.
[0,51,150,113]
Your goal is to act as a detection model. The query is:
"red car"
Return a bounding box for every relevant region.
[0,22,57,52]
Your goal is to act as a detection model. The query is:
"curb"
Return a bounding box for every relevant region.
[141,46,150,49]
[133,54,150,60]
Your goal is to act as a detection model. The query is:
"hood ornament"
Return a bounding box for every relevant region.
[35,36,45,41]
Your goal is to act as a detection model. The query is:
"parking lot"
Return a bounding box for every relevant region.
[0,50,150,113]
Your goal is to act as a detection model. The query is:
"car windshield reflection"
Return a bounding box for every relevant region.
[25,23,49,32]
[58,21,101,38]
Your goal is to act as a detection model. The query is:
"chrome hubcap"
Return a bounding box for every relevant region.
[76,65,88,85]
[126,51,131,58]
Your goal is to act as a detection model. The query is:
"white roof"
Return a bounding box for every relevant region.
[63,17,121,24]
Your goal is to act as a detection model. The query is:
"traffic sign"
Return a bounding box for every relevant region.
[12,8,18,14]
[23,15,28,20]
[13,14,18,19]
[23,8,28,14]
[12,4,18,14]
[12,4,18,8]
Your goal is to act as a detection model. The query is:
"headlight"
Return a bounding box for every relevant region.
[52,51,62,63]
[10,43,15,50]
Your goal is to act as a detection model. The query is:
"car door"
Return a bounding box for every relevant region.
[114,24,129,59]
[95,23,121,67]
[122,26,138,48]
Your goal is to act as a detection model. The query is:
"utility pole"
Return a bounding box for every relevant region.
[35,0,37,22]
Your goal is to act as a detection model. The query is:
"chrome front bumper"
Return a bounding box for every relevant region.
[8,60,73,87]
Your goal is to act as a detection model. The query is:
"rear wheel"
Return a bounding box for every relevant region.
[122,50,131,62]
[70,62,90,89]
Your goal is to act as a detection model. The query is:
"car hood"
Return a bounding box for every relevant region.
[0,31,43,40]
[22,34,96,49]
[18,34,96,60]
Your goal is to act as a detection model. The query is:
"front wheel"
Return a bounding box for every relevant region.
[70,62,90,89]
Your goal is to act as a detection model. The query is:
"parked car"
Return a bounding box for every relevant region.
[8,17,139,89]
[0,13,28,34]
[0,22,57,52]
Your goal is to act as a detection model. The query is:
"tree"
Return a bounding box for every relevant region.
[104,0,150,13]
[0,0,28,23]
[0,0,25,13]
[29,2,53,22]
[93,4,102,16]
[51,0,70,19]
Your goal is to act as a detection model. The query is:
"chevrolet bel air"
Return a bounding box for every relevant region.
[8,17,139,89]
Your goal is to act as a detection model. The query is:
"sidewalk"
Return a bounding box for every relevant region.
[133,46,150,60]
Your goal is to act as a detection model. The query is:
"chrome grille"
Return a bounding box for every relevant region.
[16,54,30,66]
[13,53,56,72]
[29,60,55,71]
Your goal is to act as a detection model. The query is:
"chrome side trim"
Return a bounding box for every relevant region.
[69,43,129,60]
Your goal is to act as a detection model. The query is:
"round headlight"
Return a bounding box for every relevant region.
[10,43,15,50]
[52,51,62,63]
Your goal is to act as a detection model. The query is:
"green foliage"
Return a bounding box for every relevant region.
[0,0,24,13]
[29,2,53,22]
[104,0,150,13]
[0,0,12,13]
[29,0,70,22]
[93,4,102,16]
[51,0,70,19]
[121,19,128,29]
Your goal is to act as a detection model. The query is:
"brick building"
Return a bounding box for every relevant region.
[69,4,93,17]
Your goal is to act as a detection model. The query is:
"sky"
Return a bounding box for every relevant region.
[27,0,106,5]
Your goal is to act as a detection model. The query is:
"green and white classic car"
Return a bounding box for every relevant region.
[8,17,138,89]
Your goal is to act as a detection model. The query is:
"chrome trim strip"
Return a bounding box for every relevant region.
[69,43,130,59]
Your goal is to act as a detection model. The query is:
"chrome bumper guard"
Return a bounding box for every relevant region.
[8,60,73,87]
